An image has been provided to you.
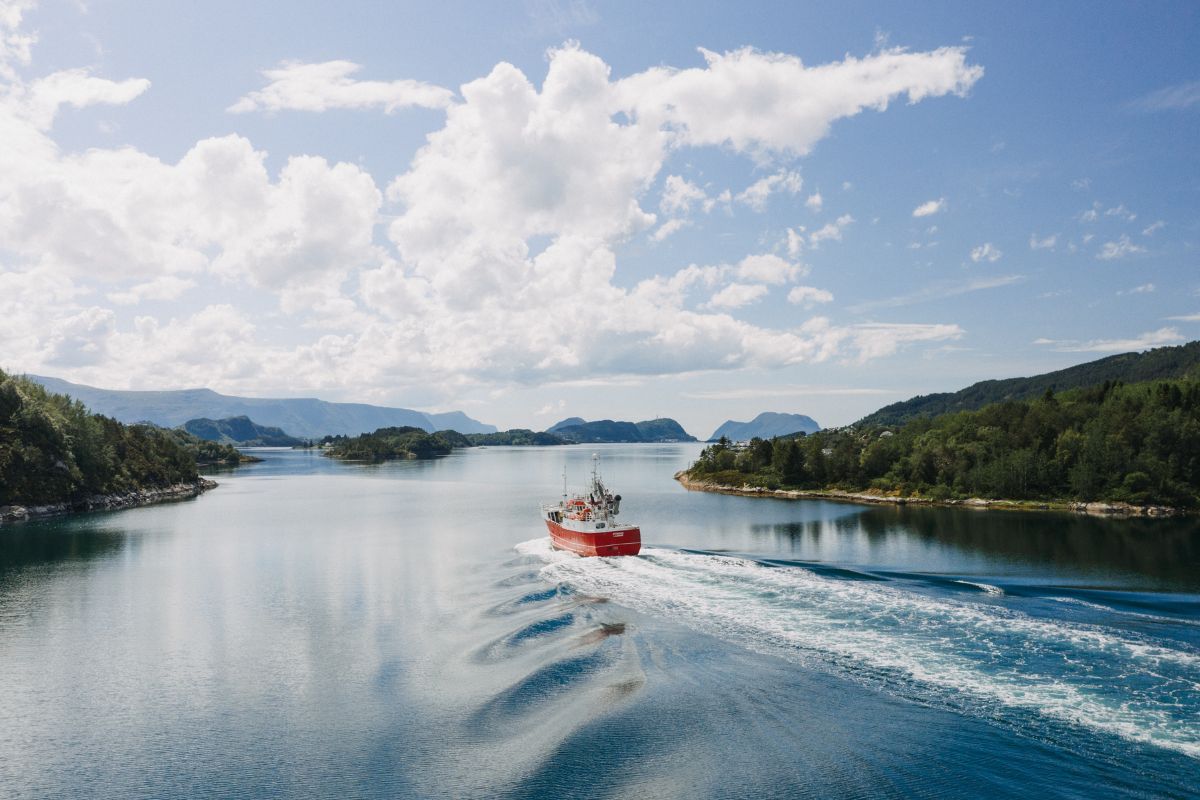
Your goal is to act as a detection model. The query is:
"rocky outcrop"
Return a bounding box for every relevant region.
[674,472,1186,517]
[0,479,217,525]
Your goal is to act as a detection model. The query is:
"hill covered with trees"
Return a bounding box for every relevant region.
[170,430,250,468]
[322,427,471,461]
[858,341,1200,427]
[547,417,697,443]
[0,370,225,509]
[465,429,565,446]
[181,416,303,446]
[686,378,1200,509]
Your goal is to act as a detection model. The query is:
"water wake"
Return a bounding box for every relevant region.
[954,579,1004,595]
[515,538,1200,760]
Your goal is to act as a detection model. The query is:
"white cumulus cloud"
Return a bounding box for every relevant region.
[787,286,834,307]
[735,168,802,211]
[970,242,1002,263]
[107,276,198,306]
[0,25,978,396]
[229,60,455,113]
[705,282,769,309]
[1096,235,1145,261]
[735,253,804,284]
[1104,203,1136,222]
[618,45,982,158]
[650,217,691,241]
[912,197,945,217]
[659,174,710,215]
[809,214,854,247]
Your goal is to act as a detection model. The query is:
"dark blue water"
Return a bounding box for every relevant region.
[1,444,1197,798]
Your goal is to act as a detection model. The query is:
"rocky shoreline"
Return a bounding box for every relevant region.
[0,479,218,525]
[675,471,1186,518]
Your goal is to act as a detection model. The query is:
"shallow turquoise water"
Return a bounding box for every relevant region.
[1,444,1197,798]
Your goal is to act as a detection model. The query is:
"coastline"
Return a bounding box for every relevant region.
[674,471,1186,518]
[0,478,218,526]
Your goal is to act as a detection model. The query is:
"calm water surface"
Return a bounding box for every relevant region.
[1,444,1198,798]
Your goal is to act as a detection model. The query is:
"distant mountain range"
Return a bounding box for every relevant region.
[546,417,697,443]
[28,375,497,439]
[708,412,821,442]
[856,340,1200,427]
[180,416,303,447]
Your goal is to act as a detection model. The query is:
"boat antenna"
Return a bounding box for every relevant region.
[562,465,567,501]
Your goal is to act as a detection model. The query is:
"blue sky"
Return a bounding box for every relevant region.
[1,1,1197,437]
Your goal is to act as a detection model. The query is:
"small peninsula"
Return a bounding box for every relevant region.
[680,378,1200,516]
[0,371,226,523]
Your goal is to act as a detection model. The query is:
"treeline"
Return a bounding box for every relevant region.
[179,434,249,467]
[180,415,303,447]
[0,370,230,506]
[689,379,1200,508]
[465,429,564,446]
[322,426,470,461]
[323,426,572,457]
[859,340,1200,426]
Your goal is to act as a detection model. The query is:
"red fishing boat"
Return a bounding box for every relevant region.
[541,455,641,557]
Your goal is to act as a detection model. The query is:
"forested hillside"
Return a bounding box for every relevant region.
[323,427,470,461]
[0,370,213,506]
[465,429,565,446]
[858,341,1200,427]
[550,418,696,442]
[181,416,302,446]
[689,379,1200,508]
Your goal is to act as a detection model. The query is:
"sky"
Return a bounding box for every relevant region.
[0,0,1197,438]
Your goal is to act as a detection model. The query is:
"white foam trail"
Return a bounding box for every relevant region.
[514,539,1200,760]
[955,580,1004,596]
[1050,596,1200,627]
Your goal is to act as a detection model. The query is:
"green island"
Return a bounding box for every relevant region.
[321,427,571,460]
[0,370,247,520]
[321,427,470,460]
[681,378,1200,514]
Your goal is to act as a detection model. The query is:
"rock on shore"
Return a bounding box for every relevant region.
[674,472,1184,518]
[0,479,218,525]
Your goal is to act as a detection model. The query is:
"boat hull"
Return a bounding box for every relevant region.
[545,519,641,557]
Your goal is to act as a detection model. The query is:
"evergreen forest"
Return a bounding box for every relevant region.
[687,379,1200,508]
[0,370,239,506]
[322,427,471,461]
